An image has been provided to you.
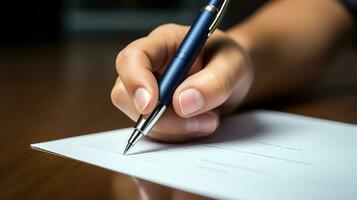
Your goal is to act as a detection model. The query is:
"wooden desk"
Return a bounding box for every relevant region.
[1,39,356,200]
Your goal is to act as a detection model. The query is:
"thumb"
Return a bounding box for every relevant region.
[172,36,254,118]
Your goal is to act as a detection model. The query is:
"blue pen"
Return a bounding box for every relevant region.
[124,0,230,154]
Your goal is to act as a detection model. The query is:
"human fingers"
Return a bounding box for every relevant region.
[172,35,254,118]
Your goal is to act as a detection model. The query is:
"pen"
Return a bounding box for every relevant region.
[123,0,230,155]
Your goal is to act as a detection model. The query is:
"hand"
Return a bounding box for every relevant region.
[111,24,253,142]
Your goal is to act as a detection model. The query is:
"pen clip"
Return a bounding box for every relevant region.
[207,0,230,37]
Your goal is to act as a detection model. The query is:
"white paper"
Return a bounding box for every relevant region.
[31,110,357,200]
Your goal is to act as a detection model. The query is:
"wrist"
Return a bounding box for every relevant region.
[226,27,255,62]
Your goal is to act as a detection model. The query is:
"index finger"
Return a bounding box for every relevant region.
[115,24,189,114]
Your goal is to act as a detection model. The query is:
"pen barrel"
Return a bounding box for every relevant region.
[158,6,217,106]
[208,0,224,8]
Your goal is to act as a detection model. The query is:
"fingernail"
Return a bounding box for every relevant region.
[179,88,204,116]
[134,88,151,112]
[185,113,217,133]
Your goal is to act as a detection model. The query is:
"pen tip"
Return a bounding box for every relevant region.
[123,143,132,155]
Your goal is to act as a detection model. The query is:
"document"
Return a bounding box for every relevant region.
[31,110,357,200]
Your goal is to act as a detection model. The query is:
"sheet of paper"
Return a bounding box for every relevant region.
[31,110,357,200]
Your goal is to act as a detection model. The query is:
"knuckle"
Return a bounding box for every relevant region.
[116,47,144,76]
[208,69,232,98]
[117,47,141,64]
[110,82,126,107]
[116,45,142,70]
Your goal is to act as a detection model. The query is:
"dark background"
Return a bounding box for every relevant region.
[0,0,267,45]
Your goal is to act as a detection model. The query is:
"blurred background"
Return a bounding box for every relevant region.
[1,0,267,45]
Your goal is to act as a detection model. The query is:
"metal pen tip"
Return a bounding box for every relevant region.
[123,143,132,155]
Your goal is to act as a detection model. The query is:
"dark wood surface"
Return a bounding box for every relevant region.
[1,39,356,200]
